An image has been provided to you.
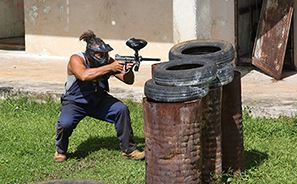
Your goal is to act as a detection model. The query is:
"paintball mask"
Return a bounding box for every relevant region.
[86,43,113,67]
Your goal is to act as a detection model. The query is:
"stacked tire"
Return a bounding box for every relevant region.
[169,39,235,89]
[144,59,217,102]
[144,39,235,102]
[143,39,236,183]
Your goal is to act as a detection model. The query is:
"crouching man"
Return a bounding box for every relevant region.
[54,30,144,162]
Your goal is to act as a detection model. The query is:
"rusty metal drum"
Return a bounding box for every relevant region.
[151,62,161,78]
[143,97,202,184]
[221,70,244,175]
[200,86,223,183]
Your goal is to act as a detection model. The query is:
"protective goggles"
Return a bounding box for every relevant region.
[92,43,113,53]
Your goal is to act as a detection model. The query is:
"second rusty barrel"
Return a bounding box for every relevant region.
[221,70,244,175]
[143,97,202,184]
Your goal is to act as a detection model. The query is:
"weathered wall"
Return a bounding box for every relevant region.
[196,0,234,44]
[24,0,173,60]
[209,0,234,45]
[173,0,235,46]
[0,0,24,38]
[23,0,235,59]
[23,0,236,59]
[196,0,212,40]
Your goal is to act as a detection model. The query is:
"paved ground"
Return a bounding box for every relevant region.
[0,50,297,118]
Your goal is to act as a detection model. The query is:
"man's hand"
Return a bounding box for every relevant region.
[111,60,136,84]
[109,60,126,73]
[125,62,137,72]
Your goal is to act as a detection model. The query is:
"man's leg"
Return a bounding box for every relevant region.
[88,94,144,159]
[55,100,86,161]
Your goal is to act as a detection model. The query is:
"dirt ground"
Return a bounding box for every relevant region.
[0,50,296,118]
[238,66,297,118]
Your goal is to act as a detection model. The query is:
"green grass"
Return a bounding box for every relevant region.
[0,95,145,184]
[0,95,296,183]
[227,108,297,184]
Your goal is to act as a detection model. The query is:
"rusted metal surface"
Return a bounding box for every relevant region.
[252,0,295,79]
[201,86,222,183]
[143,97,202,184]
[221,71,244,175]
[151,62,161,78]
[234,0,238,66]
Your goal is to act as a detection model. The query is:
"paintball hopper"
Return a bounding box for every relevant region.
[115,37,160,72]
[126,38,148,51]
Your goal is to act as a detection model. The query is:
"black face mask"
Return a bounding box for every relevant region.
[86,43,113,67]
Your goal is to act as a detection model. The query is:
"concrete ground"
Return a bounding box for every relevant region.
[0,50,296,118]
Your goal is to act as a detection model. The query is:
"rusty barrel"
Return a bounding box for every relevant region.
[221,70,244,175]
[201,86,222,183]
[151,62,161,78]
[143,97,202,184]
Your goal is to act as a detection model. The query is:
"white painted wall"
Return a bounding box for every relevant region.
[173,0,197,43]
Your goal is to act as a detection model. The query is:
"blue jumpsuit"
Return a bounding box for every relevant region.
[55,53,136,154]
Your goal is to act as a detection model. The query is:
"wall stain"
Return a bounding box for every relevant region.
[43,6,51,14]
[28,5,38,25]
[60,6,64,14]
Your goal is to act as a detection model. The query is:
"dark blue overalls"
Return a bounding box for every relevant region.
[55,55,136,154]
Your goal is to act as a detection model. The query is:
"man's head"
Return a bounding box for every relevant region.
[79,30,113,67]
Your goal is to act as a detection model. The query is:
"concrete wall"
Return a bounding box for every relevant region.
[24,0,174,60]
[22,0,235,60]
[174,0,235,45]
[208,0,234,44]
[0,0,24,38]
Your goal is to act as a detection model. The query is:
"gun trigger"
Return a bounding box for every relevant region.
[124,68,131,74]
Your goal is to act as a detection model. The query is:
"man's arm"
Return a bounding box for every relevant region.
[68,54,125,81]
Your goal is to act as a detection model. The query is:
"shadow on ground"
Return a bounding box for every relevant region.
[236,65,297,80]
[67,136,145,159]
[244,149,268,170]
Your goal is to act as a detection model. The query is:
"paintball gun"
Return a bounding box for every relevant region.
[115,38,161,72]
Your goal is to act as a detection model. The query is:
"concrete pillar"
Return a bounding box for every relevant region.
[173,0,235,46]
[210,0,235,45]
[173,0,198,43]
[196,0,212,40]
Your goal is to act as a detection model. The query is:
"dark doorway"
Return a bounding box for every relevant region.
[0,0,25,51]
[236,0,263,65]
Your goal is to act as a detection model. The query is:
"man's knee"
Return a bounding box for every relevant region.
[115,102,130,116]
[57,116,77,130]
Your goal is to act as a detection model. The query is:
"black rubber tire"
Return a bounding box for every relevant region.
[209,64,234,88]
[168,39,235,69]
[144,79,208,102]
[153,59,217,87]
